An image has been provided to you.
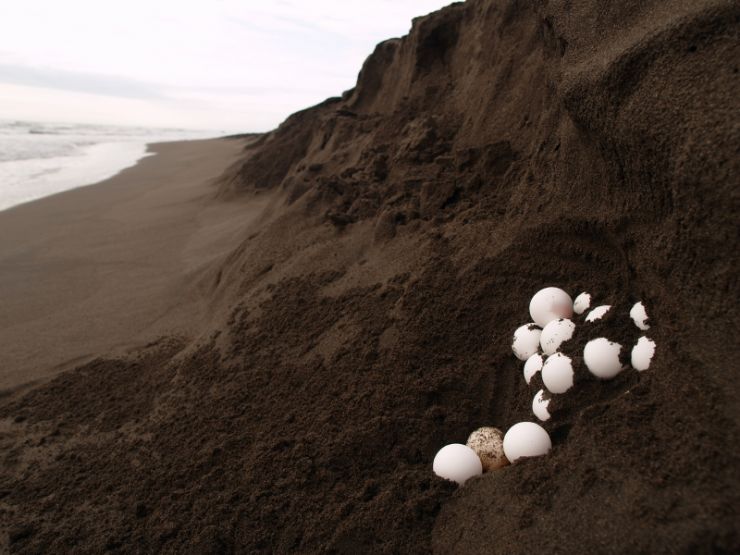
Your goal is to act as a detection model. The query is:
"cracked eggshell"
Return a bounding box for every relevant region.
[512,324,542,361]
[433,444,483,485]
[466,427,508,472]
[529,287,573,327]
[584,338,624,379]
[503,422,552,463]
[540,318,576,355]
[585,305,612,322]
[523,353,544,384]
[631,336,656,371]
[630,302,650,330]
[541,352,574,394]
[532,389,551,422]
[573,292,592,315]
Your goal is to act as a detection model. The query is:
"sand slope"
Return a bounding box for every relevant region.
[1,0,739,553]
[0,138,266,391]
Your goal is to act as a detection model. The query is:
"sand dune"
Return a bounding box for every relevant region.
[0,0,738,553]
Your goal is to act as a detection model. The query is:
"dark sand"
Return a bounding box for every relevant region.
[0,138,268,391]
[1,0,739,553]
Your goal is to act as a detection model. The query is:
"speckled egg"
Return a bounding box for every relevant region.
[466,427,509,472]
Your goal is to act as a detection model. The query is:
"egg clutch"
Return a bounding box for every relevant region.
[433,287,657,486]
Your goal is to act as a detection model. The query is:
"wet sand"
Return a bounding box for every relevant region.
[0,138,265,392]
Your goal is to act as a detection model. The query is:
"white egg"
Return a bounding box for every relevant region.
[523,353,544,385]
[573,292,592,315]
[466,427,508,472]
[585,305,612,322]
[583,338,624,379]
[503,422,552,463]
[541,352,574,394]
[631,336,656,371]
[540,318,576,355]
[529,287,573,327]
[433,444,483,485]
[512,324,542,361]
[532,389,551,422]
[630,301,650,330]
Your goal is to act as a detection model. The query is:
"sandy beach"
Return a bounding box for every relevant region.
[0,1,738,553]
[0,138,264,392]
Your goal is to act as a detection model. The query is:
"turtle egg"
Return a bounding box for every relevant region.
[541,352,574,394]
[529,287,573,327]
[630,302,650,330]
[583,338,624,379]
[503,422,552,463]
[512,324,542,361]
[466,427,508,472]
[540,318,576,355]
[631,336,656,371]
[532,389,551,422]
[585,305,612,322]
[523,353,544,384]
[573,292,592,315]
[433,444,483,485]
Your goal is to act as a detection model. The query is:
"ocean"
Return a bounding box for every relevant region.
[0,120,224,211]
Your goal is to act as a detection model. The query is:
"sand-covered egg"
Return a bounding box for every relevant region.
[631,336,656,371]
[630,302,650,330]
[584,338,624,379]
[503,422,552,463]
[532,389,551,422]
[541,352,574,394]
[540,318,576,355]
[433,444,483,485]
[523,353,544,384]
[529,287,573,327]
[573,292,592,315]
[466,427,508,472]
[512,324,542,361]
[585,305,612,322]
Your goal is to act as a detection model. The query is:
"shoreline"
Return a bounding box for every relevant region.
[0,135,240,213]
[0,137,264,392]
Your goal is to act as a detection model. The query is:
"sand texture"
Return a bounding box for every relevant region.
[1,0,739,553]
[0,138,268,391]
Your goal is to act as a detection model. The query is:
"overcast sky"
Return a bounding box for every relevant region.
[0,0,452,132]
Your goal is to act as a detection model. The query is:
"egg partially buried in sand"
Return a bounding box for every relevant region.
[512,324,542,361]
[631,336,656,371]
[584,338,624,379]
[532,389,551,422]
[529,287,573,327]
[573,292,592,315]
[541,352,574,394]
[630,302,651,330]
[433,444,483,485]
[503,422,552,463]
[523,353,544,385]
[585,305,612,322]
[466,427,509,472]
[540,318,576,355]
